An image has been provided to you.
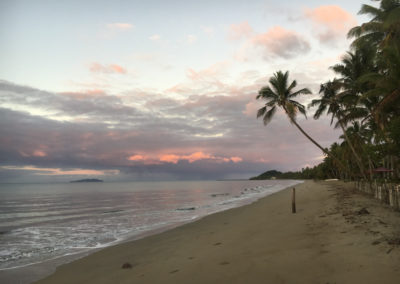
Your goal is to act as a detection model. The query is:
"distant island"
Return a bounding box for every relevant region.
[250,169,309,180]
[70,179,104,183]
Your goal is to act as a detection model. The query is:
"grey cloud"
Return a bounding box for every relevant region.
[0,78,341,182]
[252,30,311,59]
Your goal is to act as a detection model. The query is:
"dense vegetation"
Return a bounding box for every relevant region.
[250,170,304,180]
[255,0,400,181]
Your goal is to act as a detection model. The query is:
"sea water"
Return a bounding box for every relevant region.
[0,180,301,271]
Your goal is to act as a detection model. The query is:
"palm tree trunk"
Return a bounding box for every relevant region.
[338,119,368,180]
[286,115,347,174]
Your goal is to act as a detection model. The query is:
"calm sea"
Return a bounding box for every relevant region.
[0,180,301,271]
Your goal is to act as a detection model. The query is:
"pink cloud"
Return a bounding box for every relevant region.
[158,152,242,164]
[229,21,253,40]
[18,149,47,157]
[33,150,47,157]
[89,62,127,74]
[128,154,146,161]
[305,5,357,43]
[230,157,243,163]
[159,154,181,164]
[184,152,213,163]
[251,26,310,58]
[243,100,263,118]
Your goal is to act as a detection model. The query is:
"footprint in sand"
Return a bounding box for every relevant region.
[219,261,230,265]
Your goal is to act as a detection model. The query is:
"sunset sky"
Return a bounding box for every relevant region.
[0,0,372,182]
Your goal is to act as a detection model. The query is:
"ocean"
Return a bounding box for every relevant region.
[0,180,301,274]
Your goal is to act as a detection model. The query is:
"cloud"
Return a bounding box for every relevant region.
[106,23,134,30]
[89,62,127,74]
[304,5,357,44]
[158,152,241,164]
[230,157,243,163]
[251,26,311,59]
[0,77,341,182]
[228,21,253,40]
[128,154,147,161]
[1,165,119,176]
[33,150,47,157]
[228,22,310,60]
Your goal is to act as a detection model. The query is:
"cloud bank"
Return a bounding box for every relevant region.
[0,75,341,182]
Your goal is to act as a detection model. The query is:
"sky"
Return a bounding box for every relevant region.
[0,0,372,182]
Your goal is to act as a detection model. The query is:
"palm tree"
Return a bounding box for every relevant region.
[256,71,341,164]
[347,0,400,49]
[361,45,400,132]
[310,80,368,180]
[346,0,400,135]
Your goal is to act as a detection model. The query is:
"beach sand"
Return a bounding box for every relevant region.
[35,180,400,284]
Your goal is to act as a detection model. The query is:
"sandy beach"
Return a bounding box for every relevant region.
[34,180,400,284]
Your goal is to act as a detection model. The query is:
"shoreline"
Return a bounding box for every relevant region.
[36,180,400,284]
[4,180,400,283]
[0,180,301,284]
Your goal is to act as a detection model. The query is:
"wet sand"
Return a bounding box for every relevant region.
[35,180,400,283]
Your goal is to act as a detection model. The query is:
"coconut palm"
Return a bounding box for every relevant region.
[256,71,340,162]
[310,80,368,179]
[361,45,400,132]
[348,0,400,49]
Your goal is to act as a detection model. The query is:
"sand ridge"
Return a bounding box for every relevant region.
[35,180,400,284]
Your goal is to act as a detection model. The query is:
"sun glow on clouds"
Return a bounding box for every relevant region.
[127,152,243,164]
[0,1,356,181]
[305,5,357,43]
[32,150,47,157]
[19,150,47,157]
[1,166,119,176]
[127,154,147,161]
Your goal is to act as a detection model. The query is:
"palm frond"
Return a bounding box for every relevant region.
[313,103,327,119]
[348,26,363,39]
[256,106,267,118]
[359,4,383,18]
[257,86,277,100]
[286,80,297,95]
[288,87,312,98]
[262,106,277,125]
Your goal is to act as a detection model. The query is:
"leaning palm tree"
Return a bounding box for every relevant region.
[256,71,341,165]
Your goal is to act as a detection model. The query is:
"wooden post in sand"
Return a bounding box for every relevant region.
[292,187,296,213]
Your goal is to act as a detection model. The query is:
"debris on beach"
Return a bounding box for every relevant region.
[210,193,230,197]
[176,207,196,211]
[121,262,132,269]
[357,208,370,215]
